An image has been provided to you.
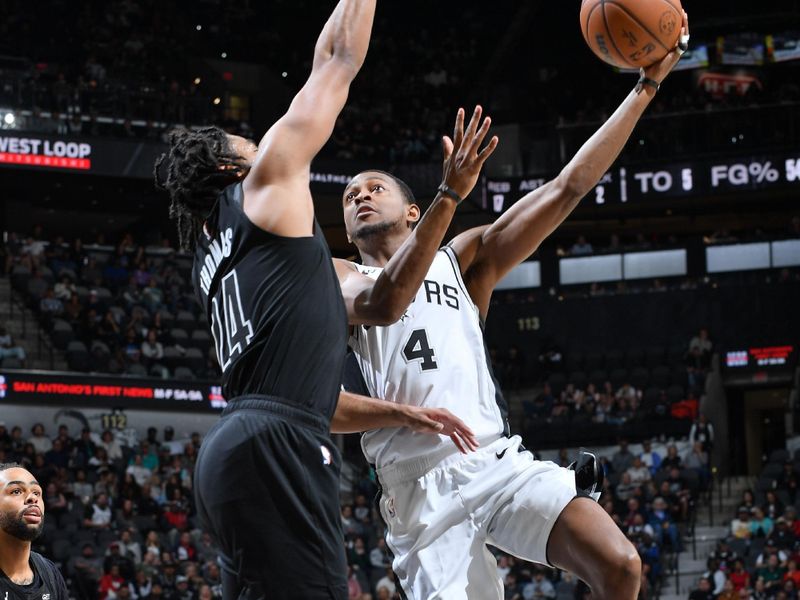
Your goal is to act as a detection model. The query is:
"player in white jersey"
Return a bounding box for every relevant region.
[340,15,690,600]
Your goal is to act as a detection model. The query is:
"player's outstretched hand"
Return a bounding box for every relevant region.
[441,105,499,201]
[643,10,689,84]
[401,406,480,454]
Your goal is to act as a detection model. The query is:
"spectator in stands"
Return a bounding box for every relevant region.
[769,517,796,550]
[729,558,751,592]
[0,325,25,361]
[648,496,680,550]
[764,490,786,521]
[71,468,94,503]
[689,577,715,600]
[522,568,556,599]
[126,454,152,487]
[84,492,113,529]
[100,429,123,461]
[54,274,76,301]
[716,579,738,600]
[71,542,104,600]
[141,329,165,369]
[570,235,593,256]
[757,553,787,593]
[731,505,753,539]
[751,506,774,538]
[105,542,136,581]
[688,328,713,364]
[756,539,789,568]
[129,570,153,600]
[640,440,662,475]
[99,564,126,600]
[40,288,65,320]
[615,472,638,502]
[703,558,727,595]
[777,461,799,504]
[612,439,635,475]
[28,423,52,454]
[660,445,682,471]
[44,438,70,470]
[684,442,710,487]
[626,457,652,486]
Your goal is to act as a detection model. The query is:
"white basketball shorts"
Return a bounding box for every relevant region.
[376,435,577,600]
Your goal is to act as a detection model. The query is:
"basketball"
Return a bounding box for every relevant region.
[581,0,684,69]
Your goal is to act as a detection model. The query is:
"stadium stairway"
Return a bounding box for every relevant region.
[0,276,68,371]
[658,475,754,599]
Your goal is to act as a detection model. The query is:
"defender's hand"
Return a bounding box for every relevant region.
[643,11,690,84]
[441,106,499,200]
[401,405,480,454]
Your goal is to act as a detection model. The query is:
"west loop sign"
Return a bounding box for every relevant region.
[482,152,800,213]
[0,136,93,169]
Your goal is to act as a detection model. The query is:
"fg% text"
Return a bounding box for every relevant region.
[711,160,789,188]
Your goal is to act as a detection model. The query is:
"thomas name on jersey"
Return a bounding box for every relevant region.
[198,227,234,297]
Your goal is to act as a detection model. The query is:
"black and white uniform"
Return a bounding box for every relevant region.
[192,182,348,600]
[348,248,576,600]
[0,552,68,600]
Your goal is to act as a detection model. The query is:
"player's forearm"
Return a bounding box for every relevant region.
[314,0,377,72]
[366,193,459,322]
[331,391,412,434]
[558,85,656,201]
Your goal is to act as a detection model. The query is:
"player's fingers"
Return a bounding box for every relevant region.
[452,108,465,150]
[476,135,500,165]
[442,411,476,438]
[442,136,454,164]
[466,116,492,158]
[450,433,468,455]
[463,105,483,145]
[457,427,480,451]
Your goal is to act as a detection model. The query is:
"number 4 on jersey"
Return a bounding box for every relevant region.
[211,270,254,372]
[403,329,438,372]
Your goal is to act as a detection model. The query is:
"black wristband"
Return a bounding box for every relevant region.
[636,75,660,94]
[437,183,464,204]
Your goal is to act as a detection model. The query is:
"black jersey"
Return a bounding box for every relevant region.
[0,552,69,600]
[192,183,348,420]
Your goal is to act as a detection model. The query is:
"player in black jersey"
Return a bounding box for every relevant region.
[0,464,68,600]
[154,0,491,598]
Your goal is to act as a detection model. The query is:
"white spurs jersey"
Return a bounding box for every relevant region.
[350,247,508,469]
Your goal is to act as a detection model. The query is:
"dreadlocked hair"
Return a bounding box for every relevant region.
[154,126,246,251]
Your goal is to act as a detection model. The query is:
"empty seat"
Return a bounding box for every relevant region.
[645,347,666,368]
[568,371,588,390]
[588,369,608,387]
[625,348,646,368]
[66,341,90,372]
[630,366,650,389]
[651,365,671,388]
[605,350,624,370]
[609,368,629,389]
[174,366,195,380]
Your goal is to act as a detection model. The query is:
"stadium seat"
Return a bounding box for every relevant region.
[666,384,685,404]
[670,366,688,387]
[547,373,567,396]
[176,310,196,332]
[66,341,90,371]
[588,369,608,387]
[125,363,148,377]
[1,357,23,369]
[630,366,650,389]
[625,348,646,368]
[604,350,624,371]
[184,348,205,374]
[51,539,73,564]
[568,371,588,390]
[609,368,628,389]
[584,352,605,371]
[645,347,666,368]
[650,365,671,388]
[190,330,212,351]
[563,352,584,372]
[174,366,195,380]
[170,328,189,344]
[50,319,75,350]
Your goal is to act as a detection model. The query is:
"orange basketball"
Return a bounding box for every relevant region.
[580,0,683,69]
